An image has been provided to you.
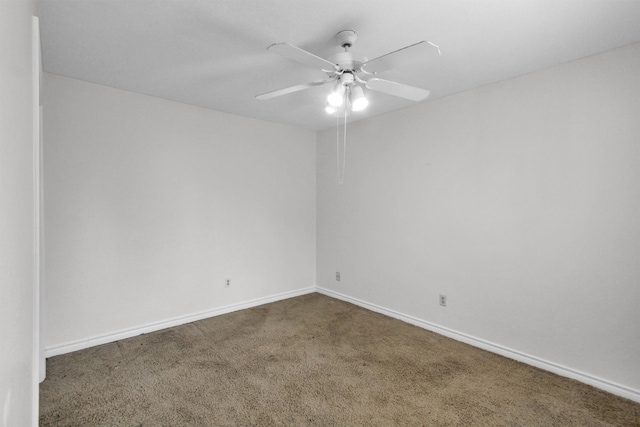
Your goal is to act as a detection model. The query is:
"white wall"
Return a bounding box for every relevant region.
[317,43,640,398]
[0,1,38,426]
[42,41,639,402]
[44,74,316,351]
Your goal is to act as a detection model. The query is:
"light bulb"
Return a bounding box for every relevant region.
[350,85,368,111]
[325,105,336,114]
[327,84,345,107]
[351,96,369,111]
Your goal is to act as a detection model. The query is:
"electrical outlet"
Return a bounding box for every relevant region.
[336,272,341,281]
[439,294,447,307]
[225,279,231,288]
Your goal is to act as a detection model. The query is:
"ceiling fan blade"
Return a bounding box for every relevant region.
[363,41,440,74]
[267,43,337,72]
[365,78,430,101]
[255,78,334,100]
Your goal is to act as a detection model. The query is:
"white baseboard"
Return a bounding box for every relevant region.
[316,286,640,404]
[45,286,315,358]
[45,285,639,403]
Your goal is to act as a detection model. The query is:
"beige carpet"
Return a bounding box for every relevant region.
[40,293,639,426]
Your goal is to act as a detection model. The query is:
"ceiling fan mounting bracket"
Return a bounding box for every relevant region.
[336,30,357,48]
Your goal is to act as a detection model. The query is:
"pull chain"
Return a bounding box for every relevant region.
[336,93,348,184]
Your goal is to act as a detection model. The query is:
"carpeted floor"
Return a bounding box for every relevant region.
[40,293,640,426]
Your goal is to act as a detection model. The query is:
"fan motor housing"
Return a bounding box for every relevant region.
[329,51,368,73]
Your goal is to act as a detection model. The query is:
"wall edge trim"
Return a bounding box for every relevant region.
[45,286,315,357]
[316,286,640,403]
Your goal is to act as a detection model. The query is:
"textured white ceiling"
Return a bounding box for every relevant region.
[39,0,640,131]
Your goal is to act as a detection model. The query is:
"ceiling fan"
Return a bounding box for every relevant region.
[255,30,440,115]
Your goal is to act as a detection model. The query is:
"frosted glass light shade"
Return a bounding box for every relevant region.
[327,84,345,107]
[350,85,368,111]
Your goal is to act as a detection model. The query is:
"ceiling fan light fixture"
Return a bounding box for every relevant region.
[257,31,440,184]
[350,85,368,111]
[327,84,345,107]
